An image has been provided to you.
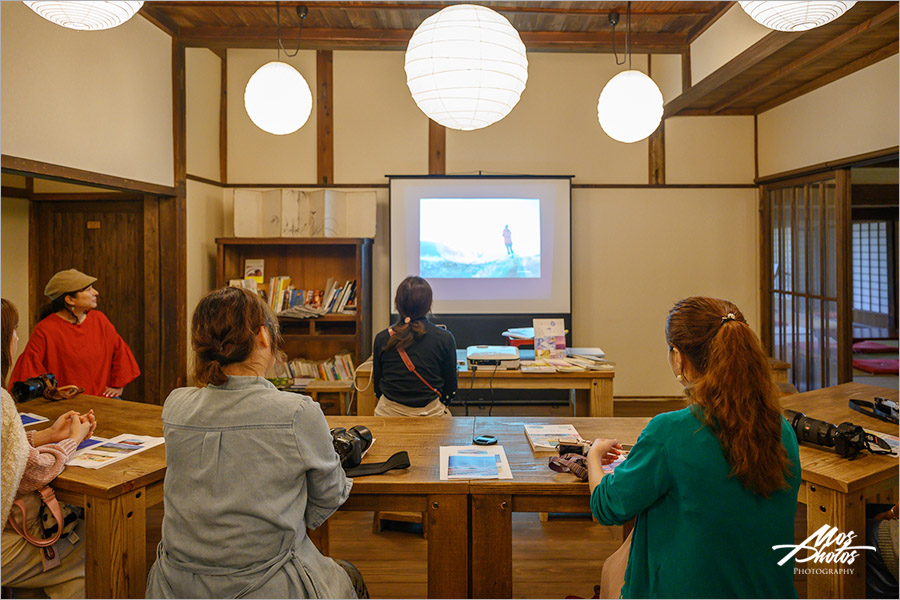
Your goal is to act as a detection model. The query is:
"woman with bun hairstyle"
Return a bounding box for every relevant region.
[2,298,96,598]
[372,276,457,417]
[146,287,366,599]
[587,297,801,599]
[10,269,140,398]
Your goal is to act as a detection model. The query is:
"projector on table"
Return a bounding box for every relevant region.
[466,345,520,370]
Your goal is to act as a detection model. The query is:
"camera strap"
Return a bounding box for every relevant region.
[388,328,441,398]
[849,398,899,424]
[344,451,410,478]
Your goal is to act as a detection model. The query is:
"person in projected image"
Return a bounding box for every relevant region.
[502,224,514,255]
[372,276,457,417]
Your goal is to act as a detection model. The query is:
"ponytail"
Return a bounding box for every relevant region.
[385,276,433,352]
[667,297,790,497]
[384,318,426,351]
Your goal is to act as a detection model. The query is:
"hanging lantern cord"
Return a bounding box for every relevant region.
[277,2,307,60]
[609,2,631,67]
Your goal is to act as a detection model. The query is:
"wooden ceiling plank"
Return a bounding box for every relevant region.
[664,29,801,117]
[139,5,180,37]
[712,2,900,113]
[686,1,734,43]
[756,39,899,114]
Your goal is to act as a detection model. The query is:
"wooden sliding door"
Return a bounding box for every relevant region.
[761,171,852,391]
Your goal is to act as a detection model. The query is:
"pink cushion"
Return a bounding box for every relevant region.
[853,340,898,353]
[852,358,899,375]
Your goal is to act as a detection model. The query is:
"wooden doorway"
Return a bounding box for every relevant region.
[31,194,163,404]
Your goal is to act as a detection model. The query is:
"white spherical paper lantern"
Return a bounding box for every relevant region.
[405,4,528,131]
[244,61,313,136]
[25,1,144,31]
[597,70,664,144]
[739,1,856,32]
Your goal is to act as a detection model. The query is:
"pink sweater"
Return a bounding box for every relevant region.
[16,432,78,496]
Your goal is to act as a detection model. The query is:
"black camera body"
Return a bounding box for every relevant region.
[330,425,373,469]
[11,374,56,403]
[785,409,889,459]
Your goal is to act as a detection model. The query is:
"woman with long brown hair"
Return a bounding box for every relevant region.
[587,297,801,598]
[1,298,94,598]
[372,276,457,417]
[146,287,366,598]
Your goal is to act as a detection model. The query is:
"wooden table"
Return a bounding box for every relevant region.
[780,382,899,599]
[468,416,650,598]
[354,362,616,417]
[318,416,474,599]
[21,395,165,599]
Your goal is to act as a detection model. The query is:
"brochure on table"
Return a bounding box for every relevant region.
[865,429,899,456]
[20,412,49,426]
[524,423,581,451]
[440,445,513,480]
[68,434,165,469]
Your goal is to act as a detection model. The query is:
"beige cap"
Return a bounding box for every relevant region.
[44,269,97,301]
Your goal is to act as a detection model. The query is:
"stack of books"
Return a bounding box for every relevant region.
[277,278,357,318]
[273,353,356,382]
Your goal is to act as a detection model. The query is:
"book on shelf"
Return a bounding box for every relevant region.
[524,423,581,451]
[244,259,265,283]
[273,353,356,382]
[275,279,357,318]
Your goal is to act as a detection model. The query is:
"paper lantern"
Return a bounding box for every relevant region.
[597,70,664,144]
[739,1,856,32]
[405,4,528,131]
[244,61,312,136]
[24,1,144,31]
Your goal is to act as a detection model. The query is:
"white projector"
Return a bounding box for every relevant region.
[466,345,520,370]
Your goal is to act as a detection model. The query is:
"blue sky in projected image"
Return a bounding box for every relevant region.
[419,198,541,263]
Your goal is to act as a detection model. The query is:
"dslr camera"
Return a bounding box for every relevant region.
[11,374,57,403]
[330,425,373,469]
[785,409,892,459]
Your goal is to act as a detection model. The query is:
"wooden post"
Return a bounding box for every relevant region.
[834,169,853,383]
[214,48,228,184]
[429,119,446,175]
[648,121,665,184]
[84,488,147,598]
[168,39,188,391]
[317,50,334,185]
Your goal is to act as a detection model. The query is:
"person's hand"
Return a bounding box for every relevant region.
[79,410,97,438]
[874,503,898,520]
[33,410,79,446]
[68,413,92,446]
[102,386,123,398]
[588,438,622,466]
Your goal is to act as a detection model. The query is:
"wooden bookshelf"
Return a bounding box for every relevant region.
[215,238,372,367]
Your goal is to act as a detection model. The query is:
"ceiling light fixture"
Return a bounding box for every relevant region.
[739,1,856,32]
[597,2,664,144]
[244,3,312,136]
[24,1,144,31]
[405,4,528,131]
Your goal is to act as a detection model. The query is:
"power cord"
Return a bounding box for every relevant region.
[488,364,499,417]
[466,365,478,417]
[346,358,374,415]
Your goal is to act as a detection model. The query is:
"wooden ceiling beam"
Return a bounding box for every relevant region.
[139,5,180,37]
[178,27,687,52]
[663,29,804,118]
[755,39,899,114]
[711,2,900,113]
[148,1,715,16]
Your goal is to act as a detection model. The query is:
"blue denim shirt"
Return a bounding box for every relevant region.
[146,376,355,598]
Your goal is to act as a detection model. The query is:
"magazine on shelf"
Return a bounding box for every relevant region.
[244,259,265,283]
[440,445,513,480]
[68,434,164,470]
[524,423,581,451]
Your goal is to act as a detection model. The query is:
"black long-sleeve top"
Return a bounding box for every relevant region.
[372,318,458,408]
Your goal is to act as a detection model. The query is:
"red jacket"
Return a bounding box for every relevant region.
[9,311,140,396]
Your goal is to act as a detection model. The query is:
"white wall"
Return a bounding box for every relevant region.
[333,51,427,183]
[650,53,683,104]
[187,48,222,182]
[447,52,650,183]
[226,49,318,184]
[0,1,174,186]
[0,196,32,361]
[572,187,760,396]
[757,56,899,176]
[666,116,756,184]
[690,4,769,86]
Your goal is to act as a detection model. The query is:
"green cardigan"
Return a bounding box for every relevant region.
[591,406,800,599]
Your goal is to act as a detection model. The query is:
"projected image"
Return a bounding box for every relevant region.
[420,198,541,278]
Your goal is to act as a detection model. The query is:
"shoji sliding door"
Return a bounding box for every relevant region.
[761,171,851,392]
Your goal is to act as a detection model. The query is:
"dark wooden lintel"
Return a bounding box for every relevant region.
[1,185,29,199]
[1,155,176,196]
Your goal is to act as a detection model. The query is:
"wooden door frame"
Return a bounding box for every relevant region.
[758,147,899,387]
[2,154,186,404]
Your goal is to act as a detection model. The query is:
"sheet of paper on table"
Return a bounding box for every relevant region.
[68,434,165,469]
[19,412,49,426]
[440,445,513,480]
